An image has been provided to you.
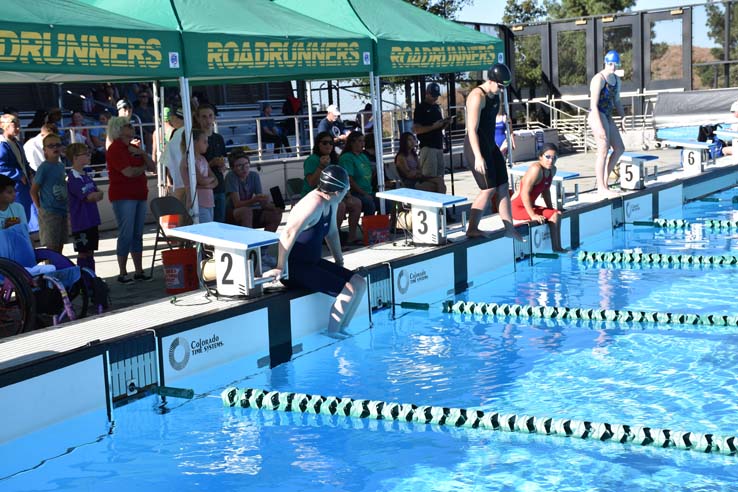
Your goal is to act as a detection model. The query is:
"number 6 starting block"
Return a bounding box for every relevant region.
[166,222,282,297]
[376,188,467,245]
[662,140,717,175]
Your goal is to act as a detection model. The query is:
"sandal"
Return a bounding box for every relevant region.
[117,274,133,284]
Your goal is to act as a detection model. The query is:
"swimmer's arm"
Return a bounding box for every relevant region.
[465,91,483,159]
[520,166,543,220]
[272,196,320,272]
[325,202,343,266]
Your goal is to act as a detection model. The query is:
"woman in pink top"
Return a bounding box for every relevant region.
[181,128,217,223]
[510,143,566,252]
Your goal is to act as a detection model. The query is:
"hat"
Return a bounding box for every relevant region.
[604,50,621,67]
[171,107,184,119]
[318,165,349,193]
[326,104,340,116]
[731,100,738,113]
[116,98,131,110]
[426,83,441,98]
[488,63,512,87]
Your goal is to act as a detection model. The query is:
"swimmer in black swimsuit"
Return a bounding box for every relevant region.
[464,63,523,241]
[264,165,367,338]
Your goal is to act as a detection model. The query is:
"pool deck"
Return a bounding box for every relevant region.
[0,146,696,371]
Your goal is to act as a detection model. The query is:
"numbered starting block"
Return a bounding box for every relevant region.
[376,188,467,245]
[509,165,579,210]
[662,140,716,175]
[166,222,281,297]
[618,152,658,190]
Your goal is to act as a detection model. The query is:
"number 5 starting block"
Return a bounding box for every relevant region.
[376,188,467,245]
[166,222,282,297]
[618,152,658,190]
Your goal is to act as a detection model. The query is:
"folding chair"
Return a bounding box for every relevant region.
[149,197,194,276]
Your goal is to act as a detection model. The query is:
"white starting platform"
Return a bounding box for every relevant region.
[166,222,281,297]
[376,188,467,245]
[618,152,658,190]
[508,165,579,210]
[661,140,718,175]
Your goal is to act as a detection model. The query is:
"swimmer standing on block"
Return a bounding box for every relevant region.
[264,166,367,339]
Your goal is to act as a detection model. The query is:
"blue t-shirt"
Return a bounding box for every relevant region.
[224,170,263,209]
[35,161,68,216]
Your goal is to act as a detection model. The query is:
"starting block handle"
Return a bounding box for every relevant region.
[247,257,288,289]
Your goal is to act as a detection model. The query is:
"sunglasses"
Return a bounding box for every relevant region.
[543,154,557,160]
[319,140,333,145]
[45,143,62,149]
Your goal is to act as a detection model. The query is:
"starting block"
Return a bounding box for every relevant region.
[166,222,281,297]
[715,130,738,163]
[509,165,579,210]
[661,140,716,175]
[618,152,658,190]
[376,188,467,245]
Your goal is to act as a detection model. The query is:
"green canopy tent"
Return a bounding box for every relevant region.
[0,0,184,83]
[275,0,506,201]
[82,0,375,215]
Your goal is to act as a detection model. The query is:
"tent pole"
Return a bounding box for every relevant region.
[307,81,315,151]
[152,80,163,197]
[179,76,199,223]
[370,72,386,214]
[446,75,455,198]
[502,86,513,172]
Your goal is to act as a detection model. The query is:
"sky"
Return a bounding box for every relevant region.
[457,0,692,25]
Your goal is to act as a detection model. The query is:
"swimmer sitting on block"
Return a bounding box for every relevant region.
[264,165,367,338]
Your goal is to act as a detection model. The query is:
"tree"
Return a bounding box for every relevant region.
[544,0,636,19]
[406,0,473,19]
[503,0,545,25]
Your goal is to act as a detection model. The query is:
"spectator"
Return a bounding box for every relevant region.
[394,132,441,192]
[24,109,48,141]
[317,104,348,149]
[116,99,132,119]
[495,113,515,159]
[196,103,228,222]
[66,143,103,272]
[89,111,111,165]
[281,91,303,137]
[510,143,566,253]
[224,151,281,232]
[263,165,367,338]
[302,131,361,244]
[95,83,119,112]
[412,82,450,194]
[24,123,58,172]
[30,134,68,253]
[159,107,186,204]
[133,89,154,154]
[0,175,26,229]
[0,114,34,229]
[361,103,374,134]
[339,131,375,216]
[106,116,155,283]
[260,103,291,153]
[69,110,93,148]
[46,108,63,127]
[180,128,216,223]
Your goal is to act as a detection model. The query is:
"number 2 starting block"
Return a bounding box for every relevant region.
[618,152,658,190]
[376,188,467,245]
[166,222,282,297]
[661,140,717,175]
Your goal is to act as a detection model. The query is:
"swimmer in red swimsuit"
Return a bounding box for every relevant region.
[510,143,567,253]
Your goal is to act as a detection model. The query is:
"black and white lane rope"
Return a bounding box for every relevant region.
[634,218,738,229]
[443,301,738,327]
[577,250,738,266]
[221,387,738,456]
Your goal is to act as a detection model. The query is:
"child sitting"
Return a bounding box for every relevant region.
[66,143,104,272]
[0,174,27,229]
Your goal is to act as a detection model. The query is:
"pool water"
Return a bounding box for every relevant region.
[2,190,738,491]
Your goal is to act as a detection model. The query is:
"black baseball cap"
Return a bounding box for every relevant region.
[426,83,441,98]
[116,98,131,110]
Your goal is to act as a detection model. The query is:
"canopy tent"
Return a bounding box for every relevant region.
[275,0,506,208]
[0,0,184,83]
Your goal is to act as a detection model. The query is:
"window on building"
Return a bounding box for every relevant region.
[650,18,683,81]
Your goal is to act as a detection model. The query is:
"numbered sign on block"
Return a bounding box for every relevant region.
[620,159,645,190]
[682,148,706,175]
[412,204,446,245]
[216,247,262,297]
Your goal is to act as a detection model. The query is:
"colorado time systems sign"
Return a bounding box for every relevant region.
[393,254,453,303]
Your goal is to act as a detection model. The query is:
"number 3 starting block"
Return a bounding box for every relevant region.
[166,222,282,297]
[376,188,467,245]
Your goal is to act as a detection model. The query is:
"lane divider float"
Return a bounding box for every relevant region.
[221,387,737,456]
[442,301,738,327]
[634,218,738,229]
[577,250,738,266]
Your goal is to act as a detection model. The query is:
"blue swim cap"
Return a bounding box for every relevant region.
[604,50,621,66]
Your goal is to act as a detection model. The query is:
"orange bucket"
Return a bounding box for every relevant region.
[160,214,180,229]
[362,214,390,245]
[161,248,198,294]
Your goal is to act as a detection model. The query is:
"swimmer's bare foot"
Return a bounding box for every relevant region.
[466,228,488,238]
[504,225,526,243]
[597,188,620,199]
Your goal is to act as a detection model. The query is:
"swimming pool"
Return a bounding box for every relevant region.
[2,189,738,491]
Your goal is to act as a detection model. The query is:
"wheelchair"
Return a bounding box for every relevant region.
[0,225,109,338]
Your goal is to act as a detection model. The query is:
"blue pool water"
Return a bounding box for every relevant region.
[3,190,738,491]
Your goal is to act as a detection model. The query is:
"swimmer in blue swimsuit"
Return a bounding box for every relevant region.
[264,165,367,338]
[588,50,626,197]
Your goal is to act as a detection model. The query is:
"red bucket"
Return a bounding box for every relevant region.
[161,248,198,294]
[362,214,390,245]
